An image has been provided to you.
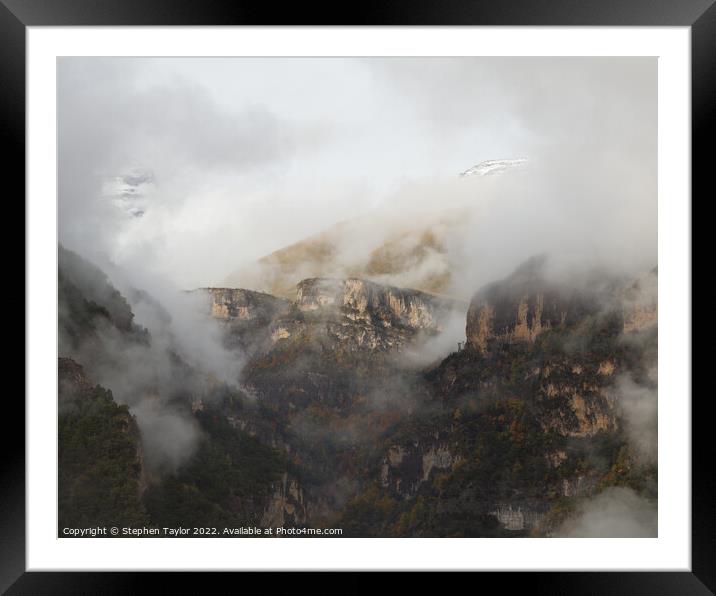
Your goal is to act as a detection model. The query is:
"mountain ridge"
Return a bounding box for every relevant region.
[57,245,657,537]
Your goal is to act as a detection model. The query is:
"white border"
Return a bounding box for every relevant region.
[27,27,691,571]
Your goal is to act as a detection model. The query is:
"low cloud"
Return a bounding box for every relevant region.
[57,56,658,485]
[615,374,658,464]
[59,57,656,295]
[58,247,243,474]
[556,487,657,537]
[131,400,202,474]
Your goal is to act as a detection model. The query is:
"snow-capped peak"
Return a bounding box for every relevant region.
[101,167,155,218]
[459,158,528,177]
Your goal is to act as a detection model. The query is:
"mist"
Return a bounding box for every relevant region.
[612,373,658,465]
[58,56,657,484]
[58,57,656,295]
[555,487,657,537]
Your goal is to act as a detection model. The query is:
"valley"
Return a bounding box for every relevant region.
[58,246,657,537]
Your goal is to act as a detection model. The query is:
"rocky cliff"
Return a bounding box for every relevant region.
[337,260,657,536]
[201,287,291,354]
[194,278,459,524]
[59,245,657,538]
[261,472,308,527]
[465,257,608,354]
[199,263,657,536]
[296,277,448,331]
[204,278,456,356]
[465,257,656,354]
[205,287,291,322]
[58,248,289,534]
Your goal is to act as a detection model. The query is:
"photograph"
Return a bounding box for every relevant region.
[56,56,659,539]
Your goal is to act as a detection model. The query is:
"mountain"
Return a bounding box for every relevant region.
[335,261,656,536]
[224,209,470,299]
[57,247,287,533]
[58,246,657,537]
[226,157,531,298]
[204,261,657,535]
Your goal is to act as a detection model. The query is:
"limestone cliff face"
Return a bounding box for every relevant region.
[201,287,291,353]
[380,439,463,498]
[204,287,291,322]
[466,290,568,353]
[459,263,657,444]
[261,472,308,527]
[465,258,603,354]
[414,260,659,534]
[277,277,459,354]
[204,279,456,356]
[490,503,548,532]
[432,354,621,440]
[533,358,619,437]
[197,260,656,536]
[239,282,451,430]
[296,278,452,333]
[465,259,657,354]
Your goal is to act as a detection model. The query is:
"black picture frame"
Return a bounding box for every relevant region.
[5,0,710,591]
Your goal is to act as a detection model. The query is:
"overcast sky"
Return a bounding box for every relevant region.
[58,57,656,290]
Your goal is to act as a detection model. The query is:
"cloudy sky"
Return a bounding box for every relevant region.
[58,57,656,290]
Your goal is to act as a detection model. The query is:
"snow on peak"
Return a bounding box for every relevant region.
[459,158,528,178]
[101,167,154,218]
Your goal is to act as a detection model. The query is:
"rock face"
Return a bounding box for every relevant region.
[201,287,291,354]
[490,503,547,532]
[58,248,289,534]
[203,278,456,356]
[204,287,291,322]
[465,257,604,354]
[236,277,456,420]
[261,472,308,527]
[296,278,448,332]
[202,262,656,536]
[357,260,657,536]
[60,245,657,538]
[443,261,642,440]
[287,277,456,353]
[380,439,462,498]
[465,258,657,354]
[201,277,463,528]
